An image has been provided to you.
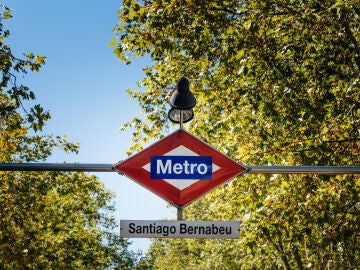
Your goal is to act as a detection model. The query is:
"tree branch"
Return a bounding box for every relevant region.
[263,231,292,270]
[292,245,304,270]
[342,21,360,69]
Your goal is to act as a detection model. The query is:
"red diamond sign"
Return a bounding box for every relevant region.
[115,129,247,207]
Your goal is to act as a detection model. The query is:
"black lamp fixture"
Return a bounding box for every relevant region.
[168,77,196,125]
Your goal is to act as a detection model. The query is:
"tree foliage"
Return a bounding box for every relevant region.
[114,0,359,269]
[0,7,146,269]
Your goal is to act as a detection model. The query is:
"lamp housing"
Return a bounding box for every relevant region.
[168,108,194,124]
[169,77,196,110]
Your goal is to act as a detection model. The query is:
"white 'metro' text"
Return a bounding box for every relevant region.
[156,159,208,175]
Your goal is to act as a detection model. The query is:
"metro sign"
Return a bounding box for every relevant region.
[150,156,212,179]
[115,129,247,207]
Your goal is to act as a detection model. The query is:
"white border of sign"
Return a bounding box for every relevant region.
[120,220,240,239]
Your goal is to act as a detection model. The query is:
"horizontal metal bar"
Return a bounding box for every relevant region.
[0,163,359,175]
[0,163,114,172]
[247,166,360,174]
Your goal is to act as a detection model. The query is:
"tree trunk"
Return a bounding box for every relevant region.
[292,245,304,270]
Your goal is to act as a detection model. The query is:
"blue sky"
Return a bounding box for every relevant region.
[3,0,175,251]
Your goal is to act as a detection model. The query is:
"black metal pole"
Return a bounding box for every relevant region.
[247,165,360,174]
[0,163,359,174]
[0,163,114,172]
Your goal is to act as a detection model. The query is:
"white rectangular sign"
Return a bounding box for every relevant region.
[120,220,240,239]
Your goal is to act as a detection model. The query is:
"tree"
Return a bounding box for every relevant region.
[113,0,359,268]
[0,7,145,269]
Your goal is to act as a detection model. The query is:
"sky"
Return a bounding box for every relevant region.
[3,0,175,252]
